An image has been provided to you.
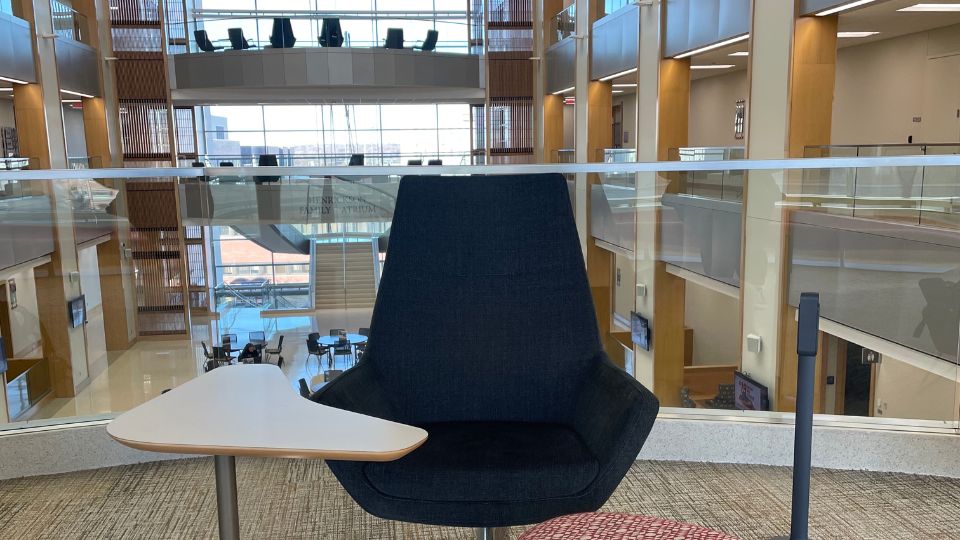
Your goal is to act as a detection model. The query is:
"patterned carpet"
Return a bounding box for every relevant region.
[0,458,959,539]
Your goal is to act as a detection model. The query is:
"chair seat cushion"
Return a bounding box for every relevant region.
[363,422,599,503]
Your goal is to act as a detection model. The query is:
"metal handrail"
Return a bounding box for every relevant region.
[2,155,960,182]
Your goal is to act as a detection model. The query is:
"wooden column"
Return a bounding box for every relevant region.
[788,15,838,158]
[776,14,838,411]
[585,81,624,366]
[544,94,565,163]
[12,84,53,169]
[651,57,690,407]
[81,97,111,168]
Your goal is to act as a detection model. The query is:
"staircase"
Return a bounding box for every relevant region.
[314,241,378,310]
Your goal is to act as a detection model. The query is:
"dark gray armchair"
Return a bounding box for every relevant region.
[313,174,658,532]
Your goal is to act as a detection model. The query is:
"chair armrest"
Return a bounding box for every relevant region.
[310,360,397,420]
[571,352,659,464]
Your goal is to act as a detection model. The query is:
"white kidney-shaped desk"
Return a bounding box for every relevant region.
[108,364,427,540]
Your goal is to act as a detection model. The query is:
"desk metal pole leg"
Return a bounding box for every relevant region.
[214,455,240,540]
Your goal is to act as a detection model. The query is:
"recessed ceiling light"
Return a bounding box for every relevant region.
[837,31,880,38]
[61,89,94,98]
[899,3,960,11]
[690,64,736,70]
[0,76,29,85]
[0,88,13,92]
[552,86,575,95]
[674,34,749,59]
[613,83,637,88]
[612,90,624,94]
[599,67,637,82]
[816,0,876,16]
[729,51,749,57]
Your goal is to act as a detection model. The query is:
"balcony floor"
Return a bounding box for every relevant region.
[0,458,958,538]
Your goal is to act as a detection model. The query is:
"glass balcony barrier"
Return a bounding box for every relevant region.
[552,4,575,45]
[176,9,472,55]
[802,144,960,226]
[604,0,636,17]
[1,0,13,16]
[50,0,90,46]
[0,156,958,437]
[665,146,746,202]
[184,151,476,170]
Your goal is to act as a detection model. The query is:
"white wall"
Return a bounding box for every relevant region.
[613,93,637,148]
[0,100,15,131]
[78,245,107,382]
[3,268,41,358]
[689,70,748,148]
[61,104,87,159]
[832,25,960,145]
[684,280,740,366]
[562,103,575,149]
[874,354,960,422]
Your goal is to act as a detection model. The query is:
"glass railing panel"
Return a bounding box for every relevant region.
[0,0,13,16]
[183,10,472,54]
[604,0,634,16]
[0,159,957,434]
[50,0,90,45]
[552,4,575,45]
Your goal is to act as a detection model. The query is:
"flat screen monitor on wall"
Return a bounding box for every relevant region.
[734,371,769,412]
[68,295,86,329]
[631,312,650,351]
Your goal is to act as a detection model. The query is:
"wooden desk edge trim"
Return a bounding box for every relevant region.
[107,432,428,462]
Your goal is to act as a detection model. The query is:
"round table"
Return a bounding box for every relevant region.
[316,334,368,346]
[518,513,738,540]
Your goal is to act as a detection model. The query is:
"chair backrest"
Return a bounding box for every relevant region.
[364,174,600,424]
[384,28,404,49]
[307,332,320,342]
[358,327,370,337]
[222,334,237,348]
[249,331,266,342]
[201,341,212,359]
[194,30,216,52]
[329,328,345,337]
[276,335,284,349]
[421,29,439,51]
[407,159,423,166]
[212,346,228,359]
[298,378,311,398]
[348,153,364,166]
[428,159,443,166]
[227,27,248,50]
[319,18,344,47]
[219,161,234,167]
[258,154,278,167]
[270,17,296,48]
[306,339,323,355]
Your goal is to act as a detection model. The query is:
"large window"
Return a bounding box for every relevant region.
[197,103,474,165]
[211,227,312,310]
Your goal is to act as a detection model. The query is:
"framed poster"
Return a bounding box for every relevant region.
[7,279,16,309]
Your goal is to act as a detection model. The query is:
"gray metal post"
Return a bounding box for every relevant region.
[475,527,508,540]
[774,292,819,540]
[214,455,240,540]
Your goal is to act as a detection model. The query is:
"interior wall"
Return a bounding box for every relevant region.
[832,24,960,145]
[683,280,740,366]
[4,268,41,358]
[688,70,749,148]
[874,354,959,422]
[613,251,634,326]
[563,103,575,149]
[0,100,15,130]
[613,93,637,148]
[61,104,87,159]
